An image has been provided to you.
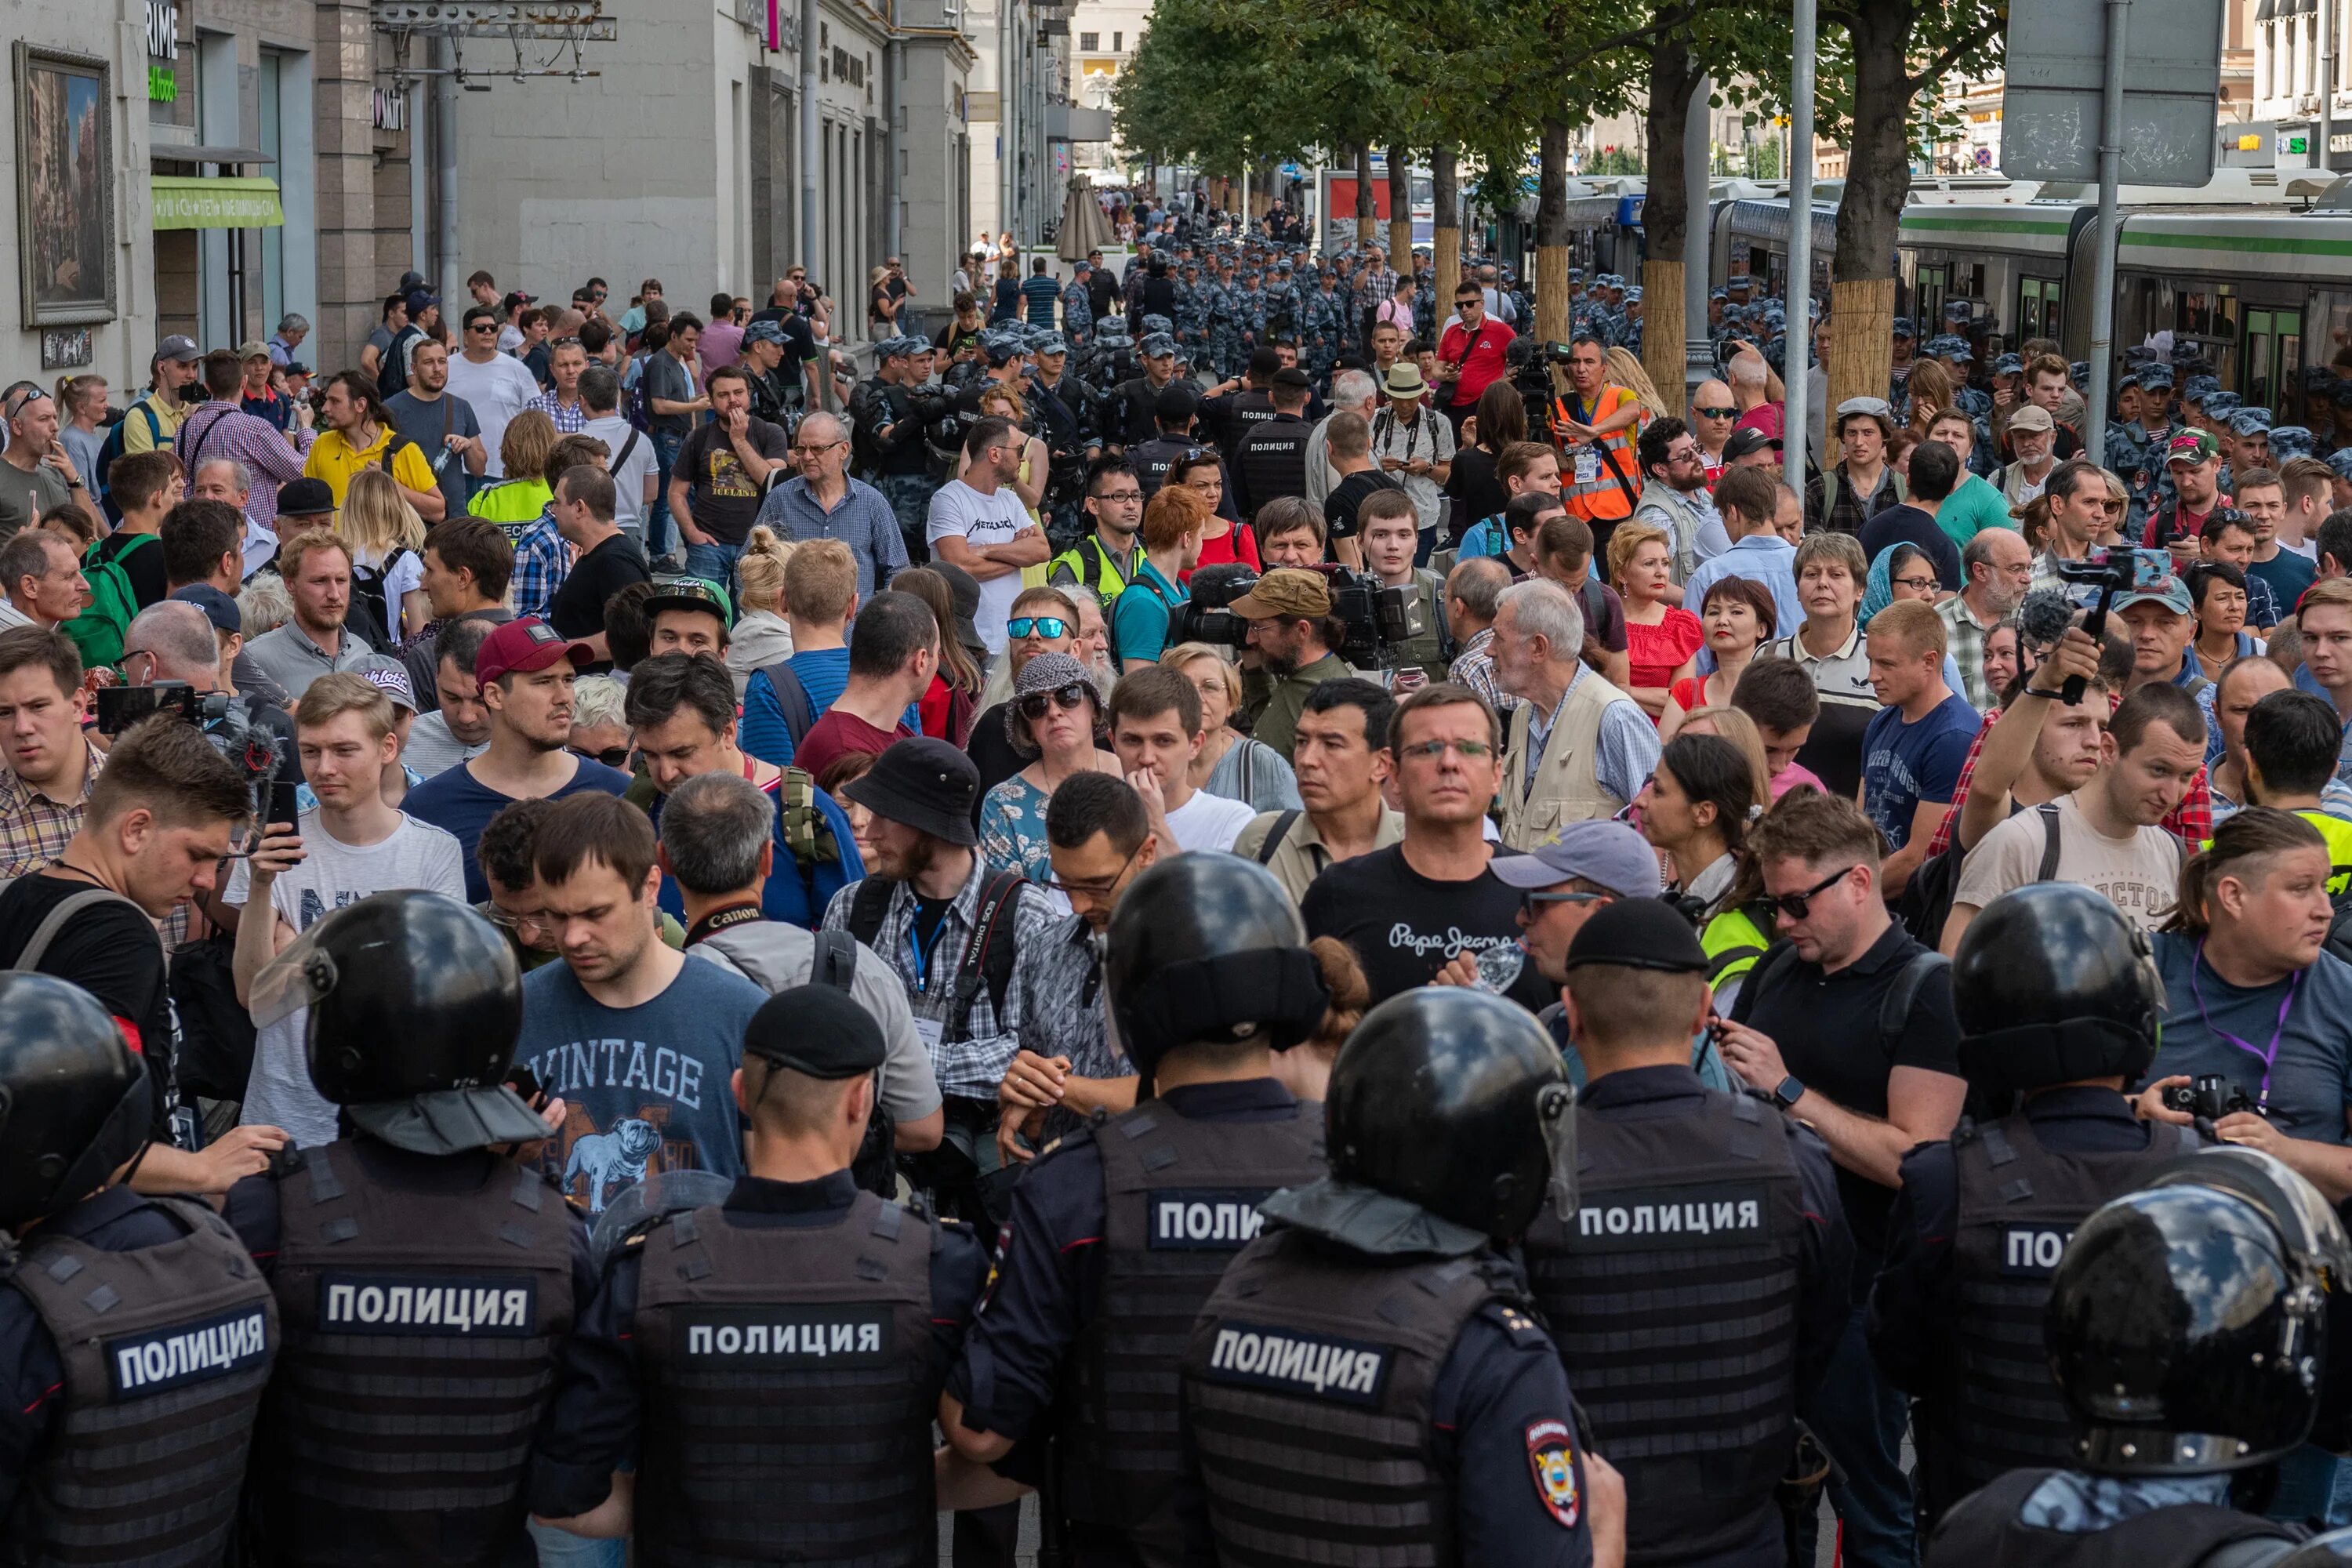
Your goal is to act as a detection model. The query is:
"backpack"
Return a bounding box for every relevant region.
[806,926,902,1197]
[846,866,1025,1042]
[624,357,655,433]
[1900,800,2063,946]
[774,764,844,919]
[92,402,162,521]
[1253,808,1301,867]
[346,545,414,652]
[756,662,818,754]
[64,532,159,670]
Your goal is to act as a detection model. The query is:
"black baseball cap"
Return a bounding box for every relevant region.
[1722,426,1784,463]
[1154,383,1200,423]
[742,985,886,1077]
[277,477,335,518]
[1562,898,1709,975]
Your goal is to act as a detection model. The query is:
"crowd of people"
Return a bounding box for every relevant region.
[9,225,2352,1568]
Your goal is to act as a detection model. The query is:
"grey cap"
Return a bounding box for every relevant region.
[1489,820,1664,898]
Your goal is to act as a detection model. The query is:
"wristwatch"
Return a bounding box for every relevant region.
[1771,1075,1806,1110]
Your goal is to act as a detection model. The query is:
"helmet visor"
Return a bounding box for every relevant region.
[249,922,340,1029]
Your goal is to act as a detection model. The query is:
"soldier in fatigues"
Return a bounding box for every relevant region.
[1174,260,1210,366]
[1207,260,1247,383]
[1304,270,1349,395]
[227,891,587,1566]
[531,982,994,1560]
[1063,261,1096,347]
[0,973,278,1565]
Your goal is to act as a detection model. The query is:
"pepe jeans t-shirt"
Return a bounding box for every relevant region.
[1300,844,1555,1013]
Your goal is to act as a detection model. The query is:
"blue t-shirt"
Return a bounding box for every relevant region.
[401,756,633,902]
[515,956,770,1214]
[2249,545,2318,615]
[2151,933,2352,1145]
[739,647,853,768]
[1860,692,1978,849]
[1109,561,1187,665]
[648,778,866,929]
[1021,274,1062,326]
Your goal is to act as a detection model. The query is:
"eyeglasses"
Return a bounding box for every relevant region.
[1017,683,1094,720]
[467,322,499,333]
[1093,488,1143,504]
[568,744,632,768]
[1399,738,1493,761]
[791,439,846,457]
[1694,405,1737,419]
[1049,842,1142,901]
[1891,573,1938,593]
[482,903,550,934]
[550,336,583,348]
[1769,863,1859,920]
[1008,615,1071,641]
[1667,445,1703,464]
[2,387,51,419]
[1519,889,1609,920]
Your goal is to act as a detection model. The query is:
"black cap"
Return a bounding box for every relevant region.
[1153,383,1199,423]
[1269,367,1312,396]
[1562,898,1708,974]
[840,737,982,845]
[743,985,886,1077]
[277,477,335,517]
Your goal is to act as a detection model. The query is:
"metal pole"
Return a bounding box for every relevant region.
[434,38,459,307]
[1785,0,1815,489]
[2085,0,2130,467]
[1683,65,1714,394]
[2325,0,2338,178]
[886,37,903,263]
[1000,0,1015,249]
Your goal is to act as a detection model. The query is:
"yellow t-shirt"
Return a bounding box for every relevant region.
[118,392,187,454]
[304,425,439,509]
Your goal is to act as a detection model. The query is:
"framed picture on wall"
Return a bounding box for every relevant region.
[13,44,117,326]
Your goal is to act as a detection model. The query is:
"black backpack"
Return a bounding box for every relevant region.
[756,661,818,754]
[1900,801,2063,946]
[806,928,903,1197]
[346,544,414,652]
[844,867,1025,1042]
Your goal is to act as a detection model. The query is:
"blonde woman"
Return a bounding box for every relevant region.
[338,467,430,641]
[1904,359,1957,441]
[1161,642,1301,811]
[54,373,110,487]
[1607,518,1702,720]
[956,384,1049,521]
[1605,347,1668,422]
[726,524,797,695]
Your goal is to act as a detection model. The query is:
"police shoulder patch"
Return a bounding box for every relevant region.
[1525,1417,1581,1530]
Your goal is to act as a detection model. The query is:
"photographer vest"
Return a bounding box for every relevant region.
[631,1192,938,1568]
[1929,1114,2205,1516]
[256,1141,575,1566]
[1522,1087,1804,1562]
[5,1194,276,1568]
[1182,1228,1512,1568]
[1059,1102,1326,1559]
[1497,667,1634,850]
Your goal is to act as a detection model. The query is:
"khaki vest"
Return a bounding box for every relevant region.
[1499,670,1632,848]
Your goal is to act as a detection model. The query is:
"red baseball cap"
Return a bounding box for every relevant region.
[474,618,593,686]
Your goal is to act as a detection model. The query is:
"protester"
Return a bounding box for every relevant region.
[1490,579,1658,848]
[978,651,1121,883]
[1161,641,1301,811]
[793,589,937,780]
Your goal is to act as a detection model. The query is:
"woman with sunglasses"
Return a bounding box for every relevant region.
[978,652,1123,887]
[1167,448,1258,581]
[1161,642,1301,812]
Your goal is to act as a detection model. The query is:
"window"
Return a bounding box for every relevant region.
[1079,30,1097,49]
[1112,30,1122,49]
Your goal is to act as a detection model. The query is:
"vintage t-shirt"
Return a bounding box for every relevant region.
[1951,793,2183,931]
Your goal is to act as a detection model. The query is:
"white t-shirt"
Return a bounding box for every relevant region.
[402,710,488,779]
[445,350,543,478]
[1163,786,1258,853]
[582,414,657,531]
[1951,791,2184,931]
[229,810,467,1145]
[926,479,1030,654]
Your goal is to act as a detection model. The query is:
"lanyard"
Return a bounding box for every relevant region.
[908,906,949,994]
[2190,938,2299,1110]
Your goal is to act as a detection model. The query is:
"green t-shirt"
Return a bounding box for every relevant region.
[1934,473,2015,549]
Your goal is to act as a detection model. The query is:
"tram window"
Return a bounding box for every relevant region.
[2020,278,2063,342]
[2245,307,2304,423]
[1917,266,1947,328]
[2246,310,2277,412]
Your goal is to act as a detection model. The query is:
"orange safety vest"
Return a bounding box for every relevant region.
[1557,385,1644,526]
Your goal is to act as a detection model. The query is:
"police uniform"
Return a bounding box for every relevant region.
[1025,351,1101,546]
[1063,273,1096,346]
[850,348,941,556]
[1305,281,1348,390]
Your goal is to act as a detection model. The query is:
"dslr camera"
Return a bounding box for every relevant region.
[96,680,238,737]
[98,680,294,826]
[1174,563,1427,670]
[2159,1073,2261,1121]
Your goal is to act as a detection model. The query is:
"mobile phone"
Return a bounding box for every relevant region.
[268,776,300,831]
[505,1065,543,1104]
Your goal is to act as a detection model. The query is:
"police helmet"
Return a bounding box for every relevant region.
[1324,988,1573,1240]
[1952,883,2161,1092]
[0,974,150,1229]
[252,890,542,1155]
[1104,853,1329,1080]
[2048,1148,2349,1475]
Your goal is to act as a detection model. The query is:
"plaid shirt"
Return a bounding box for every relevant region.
[1805,462,1902,536]
[508,510,569,620]
[1937,594,2000,710]
[1448,626,1523,715]
[174,401,311,528]
[1925,703,2211,858]
[1016,913,1131,1140]
[0,737,100,880]
[1362,264,1399,307]
[821,858,1058,1101]
[523,390,590,434]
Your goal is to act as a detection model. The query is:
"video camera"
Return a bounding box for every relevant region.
[1175,563,1428,669]
[2050,546,2174,702]
[97,680,294,828]
[2160,1073,2263,1122]
[95,681,238,737]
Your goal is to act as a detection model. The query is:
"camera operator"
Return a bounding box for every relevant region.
[848,337,943,562]
[1233,568,1354,763]
[0,711,287,1193]
[2137,807,2352,1200]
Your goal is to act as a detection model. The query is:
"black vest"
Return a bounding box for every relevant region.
[1522,1086,1805,1563]
[1927,1112,2206,1515]
[1235,416,1312,519]
[632,1192,938,1568]
[1131,434,1195,503]
[1061,1102,1327,1559]
[1925,1467,2302,1568]
[1215,390,1276,465]
[5,1194,276,1568]
[255,1140,576,1566]
[1183,1227,1512,1568]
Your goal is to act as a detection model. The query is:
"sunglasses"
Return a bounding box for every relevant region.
[1694,405,1737,419]
[1399,738,1494,761]
[1519,889,1608,920]
[1769,863,1858,920]
[1008,615,1071,641]
[1017,683,1094,720]
[568,744,633,768]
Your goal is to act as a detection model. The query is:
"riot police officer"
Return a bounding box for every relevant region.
[1181,984,1628,1567]
[1519,898,1850,1566]
[0,972,278,1562]
[1025,331,1102,548]
[1924,1145,2342,1566]
[850,337,945,561]
[226,890,586,1566]
[1870,883,2206,1528]
[531,982,991,1559]
[939,853,1334,1566]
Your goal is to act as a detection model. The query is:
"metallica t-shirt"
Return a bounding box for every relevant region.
[1299,844,1555,1013]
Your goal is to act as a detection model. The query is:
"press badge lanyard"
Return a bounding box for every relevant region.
[2190,938,2299,1109]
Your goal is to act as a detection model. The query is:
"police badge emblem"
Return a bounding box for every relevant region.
[1525,1417,1581,1528]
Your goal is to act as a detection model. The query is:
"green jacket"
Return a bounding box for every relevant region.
[1244,651,1355,762]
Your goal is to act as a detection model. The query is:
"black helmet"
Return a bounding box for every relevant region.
[1953,883,2161,1093]
[2270,1526,2352,1564]
[2047,1148,2346,1475]
[0,973,150,1229]
[1325,988,1573,1240]
[1104,853,1328,1080]
[252,891,541,1155]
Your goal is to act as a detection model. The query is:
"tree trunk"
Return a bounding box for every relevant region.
[1387,148,1414,276]
[1355,143,1378,245]
[1432,143,1461,303]
[1824,0,1915,441]
[1537,119,1573,346]
[1642,48,1700,404]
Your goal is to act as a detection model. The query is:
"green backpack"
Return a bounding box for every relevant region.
[65,532,158,670]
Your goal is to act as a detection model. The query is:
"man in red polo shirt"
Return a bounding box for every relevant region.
[1437,281,1515,437]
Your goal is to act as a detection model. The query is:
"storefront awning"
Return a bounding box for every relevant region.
[151,176,285,230]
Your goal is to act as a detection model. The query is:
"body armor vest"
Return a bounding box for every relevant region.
[5,1193,276,1568]
[1183,1226,1509,1568]
[257,1140,575,1566]
[1929,1114,2205,1516]
[632,1192,938,1568]
[1522,1086,1806,1563]
[1235,416,1313,517]
[1061,1103,1325,1561]
[1925,1468,2303,1568]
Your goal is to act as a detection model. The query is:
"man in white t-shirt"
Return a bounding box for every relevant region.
[229,672,467,1143]
[445,303,544,478]
[579,365,659,537]
[1942,681,2201,952]
[924,415,1047,655]
[1109,665,1257,852]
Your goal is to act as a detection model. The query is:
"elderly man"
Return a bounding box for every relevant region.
[1938,527,2033,708]
[0,529,86,633]
[753,412,906,599]
[0,383,98,536]
[190,459,279,581]
[1490,578,1660,848]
